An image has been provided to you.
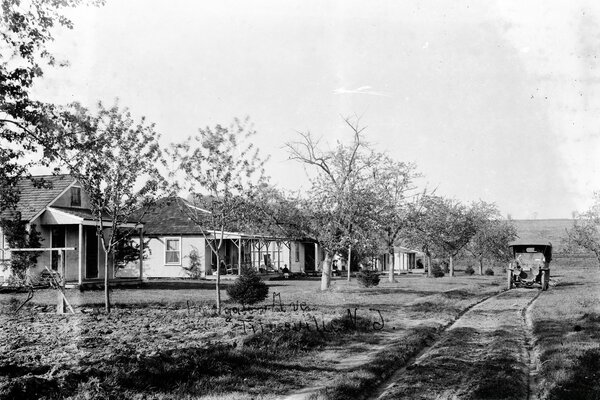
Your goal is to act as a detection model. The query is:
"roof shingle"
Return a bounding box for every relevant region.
[141,197,209,236]
[0,175,75,221]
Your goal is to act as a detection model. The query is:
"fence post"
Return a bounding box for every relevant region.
[57,249,67,313]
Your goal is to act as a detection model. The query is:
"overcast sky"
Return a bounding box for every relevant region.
[32,0,600,219]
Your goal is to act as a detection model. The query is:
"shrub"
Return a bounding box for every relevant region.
[465,265,475,275]
[484,268,494,276]
[226,267,269,305]
[0,217,42,280]
[356,269,380,287]
[183,248,203,279]
[431,264,445,278]
[441,261,450,274]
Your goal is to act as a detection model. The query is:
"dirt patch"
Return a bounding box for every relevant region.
[0,275,506,399]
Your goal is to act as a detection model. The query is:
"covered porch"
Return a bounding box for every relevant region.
[34,206,143,286]
[203,233,322,276]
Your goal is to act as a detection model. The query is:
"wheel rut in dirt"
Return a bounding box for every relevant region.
[523,291,543,400]
[372,288,542,400]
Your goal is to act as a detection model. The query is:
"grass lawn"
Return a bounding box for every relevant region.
[1,270,506,399]
[529,255,600,400]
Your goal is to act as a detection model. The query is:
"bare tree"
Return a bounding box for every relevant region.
[285,116,380,290]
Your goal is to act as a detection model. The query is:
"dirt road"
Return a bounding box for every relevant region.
[372,288,541,400]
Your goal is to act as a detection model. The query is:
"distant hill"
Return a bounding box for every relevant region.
[510,219,573,253]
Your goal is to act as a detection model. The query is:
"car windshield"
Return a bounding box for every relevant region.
[516,252,544,264]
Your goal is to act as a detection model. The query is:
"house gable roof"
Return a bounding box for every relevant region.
[142,197,210,236]
[1,175,76,222]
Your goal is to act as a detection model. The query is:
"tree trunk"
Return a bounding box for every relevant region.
[449,255,454,277]
[104,253,111,313]
[320,252,332,290]
[347,244,351,282]
[427,254,432,277]
[388,249,395,283]
[216,253,221,313]
[479,256,484,275]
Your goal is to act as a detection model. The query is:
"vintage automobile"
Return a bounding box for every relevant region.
[507,241,552,291]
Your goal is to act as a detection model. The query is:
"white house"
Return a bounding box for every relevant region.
[0,174,142,286]
[140,197,323,278]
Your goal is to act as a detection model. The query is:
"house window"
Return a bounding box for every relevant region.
[71,187,81,207]
[295,243,300,262]
[165,238,181,265]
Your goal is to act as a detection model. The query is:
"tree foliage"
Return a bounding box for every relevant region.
[285,117,384,290]
[113,229,149,270]
[0,214,42,281]
[182,248,203,279]
[371,154,419,281]
[246,184,309,240]
[407,195,481,276]
[166,117,269,312]
[567,193,600,265]
[0,0,101,212]
[464,201,517,274]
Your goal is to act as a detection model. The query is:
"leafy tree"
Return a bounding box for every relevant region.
[407,195,479,277]
[0,214,42,281]
[113,228,150,270]
[0,0,101,212]
[405,193,442,276]
[249,184,309,239]
[464,202,517,274]
[567,193,600,265]
[166,117,268,312]
[285,117,382,290]
[55,101,162,312]
[371,154,419,282]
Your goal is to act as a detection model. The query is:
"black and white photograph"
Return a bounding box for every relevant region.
[1,1,599,399]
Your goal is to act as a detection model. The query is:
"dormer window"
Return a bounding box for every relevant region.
[71,187,81,207]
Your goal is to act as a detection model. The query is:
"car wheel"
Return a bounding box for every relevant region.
[542,270,549,291]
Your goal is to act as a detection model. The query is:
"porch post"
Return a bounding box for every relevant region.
[288,241,292,272]
[57,250,66,313]
[258,241,262,272]
[265,241,269,270]
[277,241,281,270]
[78,224,83,285]
[238,239,242,276]
[314,243,318,271]
[139,227,144,281]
